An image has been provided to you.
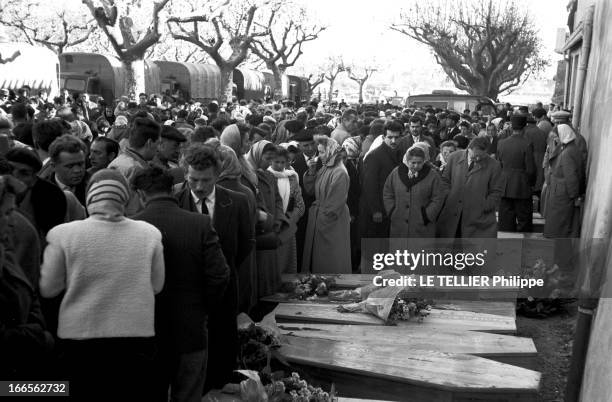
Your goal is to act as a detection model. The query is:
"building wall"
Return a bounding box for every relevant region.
[575,0,612,399]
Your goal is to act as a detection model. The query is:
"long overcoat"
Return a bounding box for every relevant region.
[383,165,447,238]
[436,150,504,238]
[543,141,583,238]
[302,153,351,273]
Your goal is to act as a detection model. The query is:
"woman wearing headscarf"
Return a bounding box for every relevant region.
[220,124,258,190]
[212,142,259,312]
[543,125,584,238]
[343,136,362,272]
[39,169,164,401]
[383,146,447,238]
[245,140,286,298]
[302,136,351,273]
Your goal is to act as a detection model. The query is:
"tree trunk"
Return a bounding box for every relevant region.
[271,65,284,101]
[219,66,234,104]
[328,79,335,104]
[358,81,365,103]
[123,58,146,96]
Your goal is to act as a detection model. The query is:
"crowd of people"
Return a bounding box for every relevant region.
[0,85,587,401]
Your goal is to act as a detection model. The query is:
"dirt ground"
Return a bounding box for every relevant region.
[516,303,577,402]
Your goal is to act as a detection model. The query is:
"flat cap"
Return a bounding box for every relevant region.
[551,110,571,121]
[161,125,187,142]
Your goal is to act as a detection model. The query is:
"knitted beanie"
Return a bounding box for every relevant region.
[86,169,130,209]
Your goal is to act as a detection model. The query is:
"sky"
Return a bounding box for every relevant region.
[293,0,569,99]
[298,0,568,69]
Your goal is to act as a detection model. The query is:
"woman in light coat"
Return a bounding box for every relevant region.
[383,147,447,238]
[302,136,351,273]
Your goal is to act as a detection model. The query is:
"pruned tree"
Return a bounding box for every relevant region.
[250,2,325,100]
[82,0,170,95]
[323,57,345,104]
[0,0,95,54]
[0,50,20,64]
[306,72,325,99]
[346,66,376,103]
[390,0,548,101]
[167,0,270,102]
[146,37,209,64]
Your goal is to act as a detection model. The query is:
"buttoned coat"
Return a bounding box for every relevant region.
[436,150,504,238]
[302,153,351,273]
[383,165,447,238]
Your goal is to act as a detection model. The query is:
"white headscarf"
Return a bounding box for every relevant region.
[557,124,576,144]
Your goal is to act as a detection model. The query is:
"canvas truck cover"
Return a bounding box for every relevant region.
[154,61,221,100]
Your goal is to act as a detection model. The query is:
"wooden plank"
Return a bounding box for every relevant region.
[274,303,517,334]
[278,323,535,368]
[279,336,540,395]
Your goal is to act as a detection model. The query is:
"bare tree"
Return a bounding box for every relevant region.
[145,37,209,64]
[82,0,170,95]
[346,66,376,103]
[0,0,95,54]
[167,0,269,102]
[249,3,325,100]
[0,49,20,64]
[324,57,345,104]
[306,72,325,99]
[390,0,548,101]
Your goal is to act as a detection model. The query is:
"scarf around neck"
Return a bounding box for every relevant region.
[267,167,298,212]
[397,162,431,192]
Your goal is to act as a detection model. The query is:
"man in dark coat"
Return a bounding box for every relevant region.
[290,128,319,271]
[438,113,461,143]
[6,148,67,237]
[397,116,437,159]
[523,116,547,199]
[42,134,90,207]
[132,166,229,402]
[496,115,536,232]
[360,120,402,237]
[173,144,253,391]
[437,137,504,238]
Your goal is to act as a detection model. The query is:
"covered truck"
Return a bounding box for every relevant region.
[59,52,161,102]
[154,61,222,102]
[0,42,60,97]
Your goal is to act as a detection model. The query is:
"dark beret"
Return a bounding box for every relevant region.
[161,125,187,142]
[511,114,527,130]
[284,119,305,134]
[532,108,547,119]
[292,128,314,142]
[6,147,43,172]
[448,113,461,123]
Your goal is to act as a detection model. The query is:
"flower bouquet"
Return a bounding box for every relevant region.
[336,284,433,324]
[228,370,337,402]
[280,275,336,300]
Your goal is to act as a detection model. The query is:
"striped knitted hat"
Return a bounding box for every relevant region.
[86,169,130,208]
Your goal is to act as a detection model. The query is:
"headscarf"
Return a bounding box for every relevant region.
[314,135,341,164]
[342,137,361,160]
[220,124,257,186]
[557,124,576,145]
[246,140,273,171]
[410,141,431,162]
[217,144,243,181]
